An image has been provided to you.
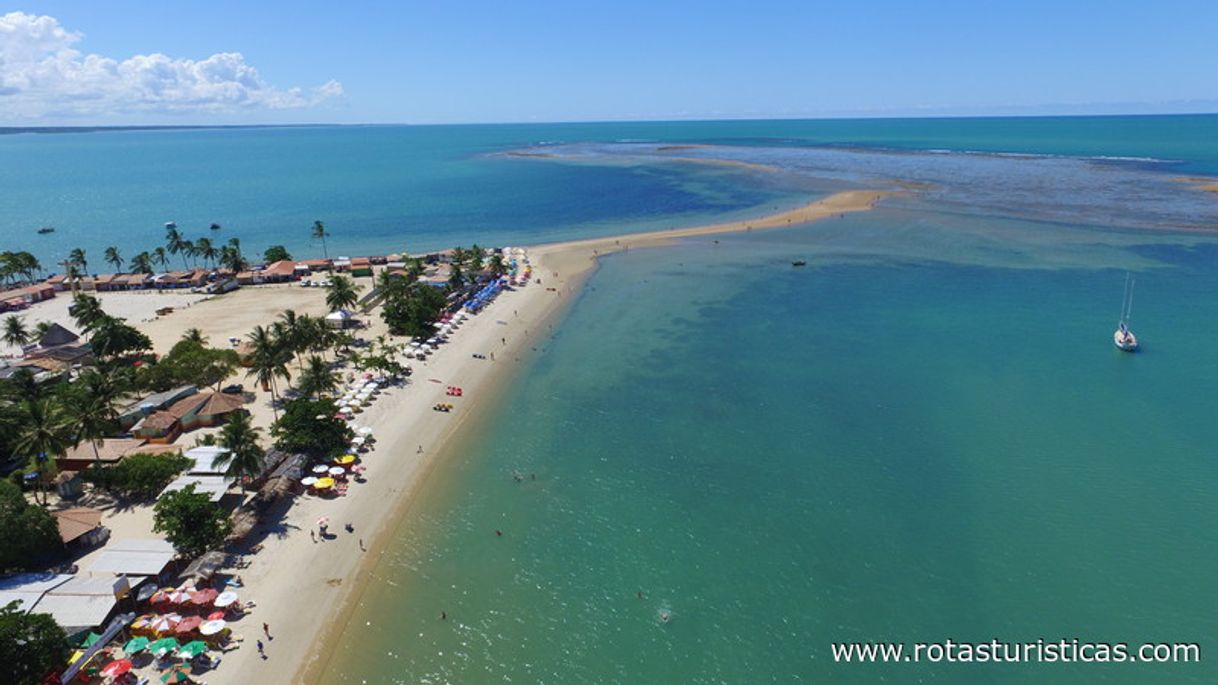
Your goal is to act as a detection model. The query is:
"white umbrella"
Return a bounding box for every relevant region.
[328,466,345,476]
[349,399,362,408]
[311,464,329,474]
[213,591,239,608]
[409,341,421,348]
[351,436,366,446]
[301,476,319,486]
[357,426,374,436]
[199,620,227,636]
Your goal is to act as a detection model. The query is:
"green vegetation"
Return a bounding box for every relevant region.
[264,245,292,263]
[82,452,192,499]
[2,315,29,348]
[380,277,447,337]
[311,220,330,263]
[244,325,292,419]
[153,483,232,556]
[9,399,69,505]
[88,315,152,361]
[0,250,42,285]
[0,600,69,685]
[325,274,362,312]
[139,334,239,391]
[296,355,339,400]
[0,481,64,573]
[104,246,123,272]
[215,411,266,491]
[272,397,352,457]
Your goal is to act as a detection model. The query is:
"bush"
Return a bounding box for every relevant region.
[0,600,69,685]
[153,484,232,557]
[82,452,192,499]
[0,481,64,573]
[272,398,352,457]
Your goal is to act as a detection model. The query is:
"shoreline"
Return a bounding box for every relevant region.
[201,189,889,685]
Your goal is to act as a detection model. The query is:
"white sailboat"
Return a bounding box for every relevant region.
[1114,274,1139,352]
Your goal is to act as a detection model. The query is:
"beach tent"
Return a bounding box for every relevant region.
[325,309,354,329]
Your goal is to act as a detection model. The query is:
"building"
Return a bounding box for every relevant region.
[52,507,109,548]
[132,391,247,442]
[58,438,182,472]
[350,257,372,277]
[118,385,197,430]
[0,282,55,311]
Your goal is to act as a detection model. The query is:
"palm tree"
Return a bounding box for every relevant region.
[214,411,265,492]
[69,293,107,334]
[448,263,465,290]
[467,244,484,273]
[296,355,338,400]
[488,253,506,278]
[325,275,362,312]
[13,400,70,505]
[130,251,154,275]
[195,237,217,269]
[244,325,292,420]
[165,222,188,268]
[69,248,87,274]
[153,247,171,273]
[180,240,197,268]
[275,310,308,369]
[104,246,124,273]
[67,394,118,473]
[182,327,207,345]
[312,221,331,268]
[3,315,29,348]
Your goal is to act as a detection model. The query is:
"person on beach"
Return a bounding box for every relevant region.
[359,538,366,551]
[417,444,424,453]
[256,640,265,658]
[263,622,271,638]
[310,530,315,543]
[345,522,354,533]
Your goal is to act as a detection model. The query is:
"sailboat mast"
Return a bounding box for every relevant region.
[1126,278,1135,323]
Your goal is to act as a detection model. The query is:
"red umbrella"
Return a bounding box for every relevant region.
[174,615,203,635]
[167,589,193,604]
[149,589,172,604]
[206,610,226,621]
[100,659,133,677]
[190,588,218,605]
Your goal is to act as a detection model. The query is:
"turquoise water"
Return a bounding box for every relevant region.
[5,117,1218,683]
[3,115,1217,269]
[324,208,1218,684]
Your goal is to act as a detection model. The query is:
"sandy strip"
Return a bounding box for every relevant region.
[188,190,888,685]
[1171,176,1218,194]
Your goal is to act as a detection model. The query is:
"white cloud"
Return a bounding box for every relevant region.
[0,11,343,120]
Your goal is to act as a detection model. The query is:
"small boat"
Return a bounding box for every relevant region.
[791,260,807,267]
[37,226,55,234]
[210,223,222,230]
[1114,274,1139,352]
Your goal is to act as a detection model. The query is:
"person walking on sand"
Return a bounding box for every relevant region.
[310,530,315,543]
[256,640,265,658]
[359,539,366,551]
[263,622,271,639]
[417,444,423,454]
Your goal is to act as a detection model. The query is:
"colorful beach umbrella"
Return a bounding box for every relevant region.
[123,636,151,654]
[206,611,226,621]
[167,589,193,604]
[190,588,218,605]
[161,663,193,683]
[149,614,181,633]
[174,615,203,634]
[335,454,356,464]
[100,659,133,678]
[150,637,180,657]
[313,477,335,490]
[176,640,208,658]
[81,631,103,647]
[213,590,239,608]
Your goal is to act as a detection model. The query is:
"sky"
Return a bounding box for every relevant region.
[2,0,1217,125]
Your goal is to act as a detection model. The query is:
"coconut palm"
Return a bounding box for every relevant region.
[68,248,87,273]
[13,400,70,505]
[296,355,338,400]
[104,246,124,273]
[3,315,29,348]
[153,247,171,273]
[180,240,197,268]
[129,251,154,275]
[325,275,362,312]
[311,220,330,267]
[214,411,265,492]
[195,237,217,269]
[244,325,292,420]
[69,293,107,334]
[165,222,188,268]
[274,309,308,369]
[182,328,207,345]
[67,393,118,473]
[467,244,484,273]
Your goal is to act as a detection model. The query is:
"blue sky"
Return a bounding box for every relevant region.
[3,1,1217,125]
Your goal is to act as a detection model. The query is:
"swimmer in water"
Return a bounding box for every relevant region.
[660,611,671,623]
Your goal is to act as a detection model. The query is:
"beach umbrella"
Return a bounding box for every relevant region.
[149,589,172,604]
[82,631,103,648]
[213,591,239,608]
[199,620,227,636]
[101,659,134,678]
[161,663,193,683]
[311,464,329,474]
[350,464,367,474]
[174,615,203,635]
[335,454,356,464]
[123,636,151,654]
[167,589,193,604]
[190,588,218,605]
[349,399,362,408]
[207,611,226,621]
[314,477,336,490]
[176,640,209,658]
[301,476,318,487]
[150,637,180,657]
[358,426,374,436]
[328,466,345,476]
[149,614,181,633]
[351,436,366,446]
[137,583,160,603]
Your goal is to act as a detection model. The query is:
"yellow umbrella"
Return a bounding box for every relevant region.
[314,477,336,490]
[335,454,356,465]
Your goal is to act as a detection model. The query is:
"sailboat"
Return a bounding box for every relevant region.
[1114,274,1139,352]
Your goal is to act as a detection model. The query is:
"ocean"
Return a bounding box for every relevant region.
[6,116,1218,683]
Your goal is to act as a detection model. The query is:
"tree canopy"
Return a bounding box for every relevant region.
[0,481,64,573]
[0,600,69,685]
[139,337,239,391]
[381,281,447,337]
[263,245,292,263]
[153,484,232,557]
[272,397,352,457]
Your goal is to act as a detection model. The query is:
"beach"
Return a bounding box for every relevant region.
[137,189,885,685]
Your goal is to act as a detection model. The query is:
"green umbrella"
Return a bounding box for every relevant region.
[160,663,192,683]
[149,636,180,657]
[175,640,208,658]
[81,632,103,648]
[124,636,151,654]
